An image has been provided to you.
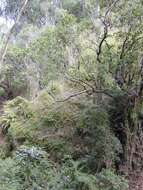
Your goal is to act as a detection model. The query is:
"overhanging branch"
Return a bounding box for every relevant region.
[57,88,114,102]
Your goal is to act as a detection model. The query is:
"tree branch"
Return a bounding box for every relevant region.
[96,20,108,63]
[57,88,114,102]
[104,0,120,18]
[120,36,128,60]
[65,74,95,91]
[57,89,90,102]
[0,0,29,67]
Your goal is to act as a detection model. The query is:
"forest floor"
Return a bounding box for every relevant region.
[129,172,143,190]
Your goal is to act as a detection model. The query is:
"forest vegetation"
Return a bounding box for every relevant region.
[0,0,142,189]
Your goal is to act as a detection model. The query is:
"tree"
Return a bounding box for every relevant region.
[0,1,143,188]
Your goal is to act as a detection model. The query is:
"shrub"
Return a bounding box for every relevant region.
[0,147,128,190]
[76,103,122,171]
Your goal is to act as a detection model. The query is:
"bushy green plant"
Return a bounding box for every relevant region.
[97,169,128,190]
[0,97,36,150]
[77,103,122,171]
[0,150,128,190]
[0,146,55,190]
[0,97,34,130]
[0,87,6,97]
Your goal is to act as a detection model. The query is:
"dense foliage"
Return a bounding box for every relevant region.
[0,0,143,189]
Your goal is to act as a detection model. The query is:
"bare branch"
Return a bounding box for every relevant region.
[104,0,120,18]
[120,36,128,60]
[57,88,114,102]
[96,0,120,63]
[96,20,108,63]
[57,89,90,102]
[65,74,95,91]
